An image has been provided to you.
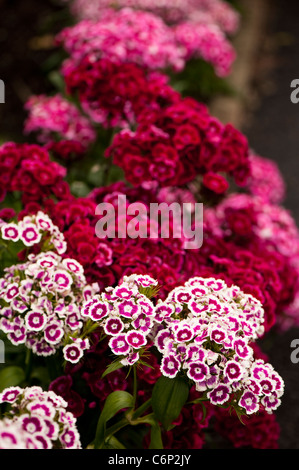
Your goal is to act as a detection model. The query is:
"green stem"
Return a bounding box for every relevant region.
[104,417,130,443]
[24,349,33,382]
[132,398,152,420]
[132,365,138,407]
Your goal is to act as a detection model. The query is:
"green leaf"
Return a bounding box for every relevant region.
[145,416,163,450]
[0,366,25,392]
[101,359,125,379]
[93,390,134,449]
[152,376,190,431]
[103,436,127,449]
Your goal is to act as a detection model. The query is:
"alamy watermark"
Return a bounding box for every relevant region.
[0,79,4,104]
[290,79,299,103]
[290,339,299,363]
[95,195,204,249]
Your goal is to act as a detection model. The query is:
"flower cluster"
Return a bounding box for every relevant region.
[24,94,96,161]
[65,0,240,35]
[155,277,284,414]
[214,407,281,449]
[1,211,67,255]
[0,142,71,205]
[61,1,238,77]
[0,386,81,448]
[80,274,159,365]
[106,96,250,189]
[0,250,99,356]
[56,8,186,73]
[63,58,180,128]
[173,21,236,77]
[205,192,299,330]
[246,152,286,204]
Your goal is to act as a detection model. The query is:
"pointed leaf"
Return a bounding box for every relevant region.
[94,390,134,449]
[152,376,190,431]
[101,359,125,378]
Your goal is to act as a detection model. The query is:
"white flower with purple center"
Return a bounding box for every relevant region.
[36,257,56,269]
[117,299,140,318]
[60,427,81,449]
[43,419,59,441]
[0,387,22,403]
[155,329,172,353]
[35,213,54,232]
[223,360,245,384]
[88,300,110,322]
[1,223,20,242]
[62,258,84,275]
[245,378,262,395]
[121,351,139,366]
[207,384,231,405]
[251,362,270,381]
[63,343,84,364]
[187,362,209,382]
[20,224,42,247]
[25,310,47,332]
[238,390,259,414]
[259,378,275,395]
[186,344,206,363]
[161,354,180,378]
[155,301,175,322]
[172,287,193,304]
[233,338,251,359]
[261,394,281,412]
[132,274,158,288]
[44,322,64,345]
[188,300,209,316]
[4,283,19,302]
[8,323,26,345]
[104,317,124,336]
[114,286,136,300]
[137,298,155,317]
[53,270,73,291]
[131,313,153,334]
[11,298,27,314]
[27,401,56,420]
[210,326,227,344]
[20,415,45,435]
[174,324,194,343]
[126,330,147,349]
[108,334,131,356]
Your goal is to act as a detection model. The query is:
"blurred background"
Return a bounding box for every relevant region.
[0,0,299,448]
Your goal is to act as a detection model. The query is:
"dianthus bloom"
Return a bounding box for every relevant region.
[214,407,280,449]
[173,21,236,77]
[0,250,99,357]
[65,0,240,35]
[61,1,238,76]
[1,211,67,255]
[80,274,160,366]
[63,58,180,129]
[106,97,250,189]
[24,94,96,160]
[154,276,284,416]
[56,8,186,72]
[246,152,286,204]
[204,193,299,329]
[0,386,81,449]
[0,142,71,205]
